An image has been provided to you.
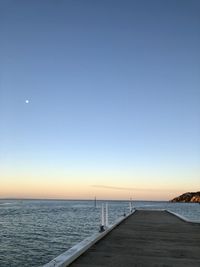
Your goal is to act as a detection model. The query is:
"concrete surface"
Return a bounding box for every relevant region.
[43,212,135,267]
[68,210,200,267]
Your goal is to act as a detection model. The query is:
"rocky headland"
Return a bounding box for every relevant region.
[171,191,200,203]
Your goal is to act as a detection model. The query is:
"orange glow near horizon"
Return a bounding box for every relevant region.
[1,166,199,201]
[0,174,190,201]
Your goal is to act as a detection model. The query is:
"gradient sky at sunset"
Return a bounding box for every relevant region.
[1,0,200,200]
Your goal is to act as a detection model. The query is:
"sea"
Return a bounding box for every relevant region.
[0,199,200,267]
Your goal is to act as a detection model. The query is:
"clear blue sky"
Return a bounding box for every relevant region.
[0,0,199,200]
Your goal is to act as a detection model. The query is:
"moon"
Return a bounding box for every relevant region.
[25,100,29,104]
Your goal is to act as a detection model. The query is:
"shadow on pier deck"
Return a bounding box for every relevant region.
[69,210,200,267]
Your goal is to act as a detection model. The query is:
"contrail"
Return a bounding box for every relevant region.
[91,185,140,191]
[91,185,177,192]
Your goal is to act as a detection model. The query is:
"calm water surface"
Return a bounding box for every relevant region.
[0,200,199,267]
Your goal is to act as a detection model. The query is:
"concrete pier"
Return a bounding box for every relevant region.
[68,210,200,267]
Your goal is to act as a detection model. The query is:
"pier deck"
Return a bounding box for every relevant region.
[69,210,200,267]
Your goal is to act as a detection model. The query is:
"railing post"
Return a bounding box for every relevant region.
[129,201,132,213]
[99,203,105,232]
[105,203,108,227]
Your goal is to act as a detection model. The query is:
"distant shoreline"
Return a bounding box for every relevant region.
[0,198,169,202]
[171,191,200,203]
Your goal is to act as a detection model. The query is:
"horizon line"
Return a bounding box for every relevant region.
[0,197,170,202]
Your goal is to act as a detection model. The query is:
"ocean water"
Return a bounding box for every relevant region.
[0,200,199,267]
